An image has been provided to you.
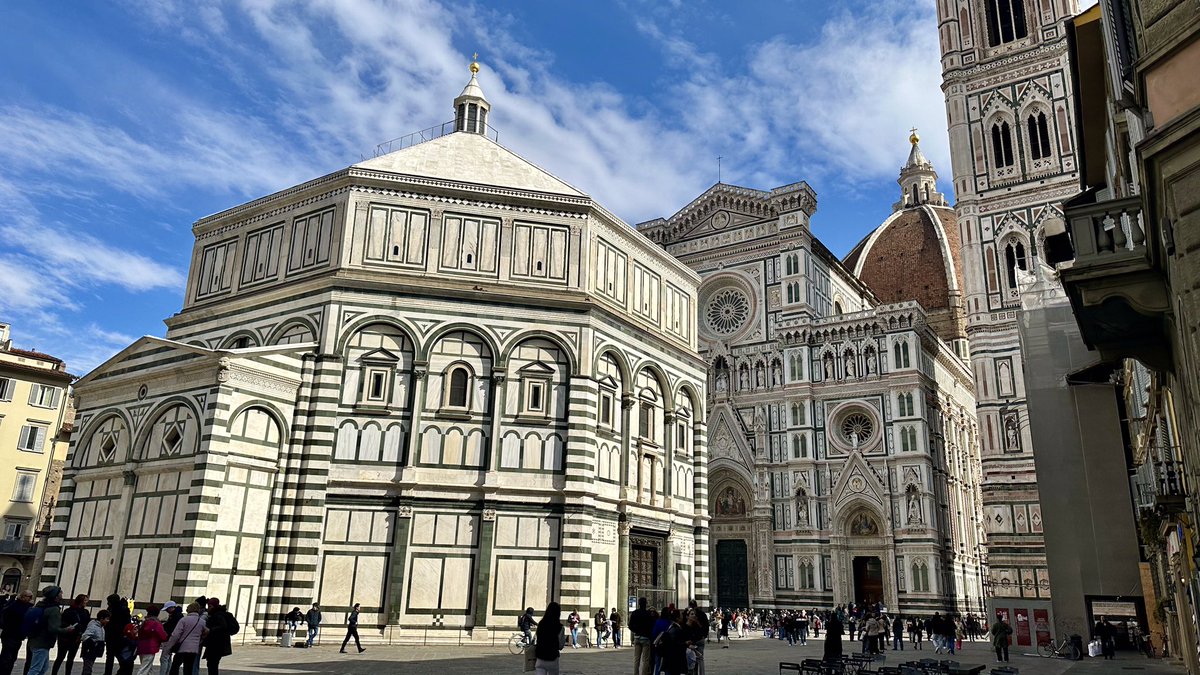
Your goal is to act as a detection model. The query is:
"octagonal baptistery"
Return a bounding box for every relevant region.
[42,63,709,641]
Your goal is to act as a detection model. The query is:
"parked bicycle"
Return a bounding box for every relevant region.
[1038,636,1080,659]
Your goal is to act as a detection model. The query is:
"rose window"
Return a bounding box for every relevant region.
[705,289,751,335]
[840,413,874,446]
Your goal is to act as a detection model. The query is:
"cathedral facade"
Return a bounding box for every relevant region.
[639,139,986,613]
[41,66,709,639]
[938,0,1083,603]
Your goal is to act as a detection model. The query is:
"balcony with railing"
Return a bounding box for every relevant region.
[0,537,35,555]
[1056,190,1172,368]
[1131,453,1189,514]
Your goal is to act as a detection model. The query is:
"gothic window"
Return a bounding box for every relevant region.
[893,341,911,369]
[986,249,999,292]
[834,301,844,315]
[445,365,471,408]
[791,402,805,426]
[789,352,804,381]
[911,560,931,592]
[798,560,815,589]
[990,121,1015,168]
[1005,240,1028,288]
[1027,111,1052,160]
[985,0,1028,46]
[902,343,911,368]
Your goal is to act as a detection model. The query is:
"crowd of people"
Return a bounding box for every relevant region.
[0,588,239,675]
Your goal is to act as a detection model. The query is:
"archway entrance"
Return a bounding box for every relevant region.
[715,540,749,608]
[853,556,884,607]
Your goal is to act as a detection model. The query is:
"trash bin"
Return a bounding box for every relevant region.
[1069,635,1084,660]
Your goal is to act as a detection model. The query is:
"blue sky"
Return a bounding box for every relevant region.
[0,0,950,372]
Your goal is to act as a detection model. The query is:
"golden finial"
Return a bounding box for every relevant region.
[909,127,920,145]
[469,52,480,74]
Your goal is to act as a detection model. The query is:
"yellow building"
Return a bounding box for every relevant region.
[0,322,73,593]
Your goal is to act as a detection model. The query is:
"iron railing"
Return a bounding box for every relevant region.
[373,120,500,157]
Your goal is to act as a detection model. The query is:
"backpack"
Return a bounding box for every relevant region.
[123,622,139,642]
[21,606,46,638]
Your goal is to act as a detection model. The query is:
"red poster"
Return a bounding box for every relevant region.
[1033,609,1051,645]
[1015,608,1031,646]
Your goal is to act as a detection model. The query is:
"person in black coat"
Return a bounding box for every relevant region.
[102,595,131,675]
[53,594,90,675]
[201,600,238,675]
[823,614,845,660]
[0,590,33,675]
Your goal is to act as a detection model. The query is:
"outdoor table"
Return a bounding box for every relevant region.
[946,664,986,675]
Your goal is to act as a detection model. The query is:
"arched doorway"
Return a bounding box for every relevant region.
[710,473,754,609]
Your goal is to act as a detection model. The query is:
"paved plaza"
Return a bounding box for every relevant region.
[22,635,1182,675]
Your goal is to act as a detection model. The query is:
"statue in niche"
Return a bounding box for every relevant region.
[906,488,922,525]
[716,370,728,393]
[795,489,810,527]
[739,366,749,390]
[844,351,855,378]
[823,353,835,380]
[850,512,879,536]
[755,363,765,388]
[1005,414,1020,450]
[715,487,747,516]
[865,349,877,375]
[772,363,782,386]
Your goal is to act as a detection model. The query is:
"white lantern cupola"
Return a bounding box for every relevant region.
[893,129,947,211]
[454,54,491,134]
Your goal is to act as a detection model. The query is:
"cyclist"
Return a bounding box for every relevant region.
[518,607,538,646]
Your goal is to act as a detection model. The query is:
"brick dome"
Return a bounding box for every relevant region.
[843,204,967,344]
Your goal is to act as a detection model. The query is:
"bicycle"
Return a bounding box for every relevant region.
[508,632,536,655]
[1038,636,1080,659]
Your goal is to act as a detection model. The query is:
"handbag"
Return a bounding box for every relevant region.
[81,639,105,660]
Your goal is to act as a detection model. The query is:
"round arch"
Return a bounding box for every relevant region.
[334,315,423,356]
[227,400,291,442]
[709,465,754,518]
[499,329,579,377]
[419,323,501,363]
[130,396,204,462]
[833,498,888,536]
[219,330,261,349]
[266,317,319,346]
[632,362,675,411]
[674,381,705,424]
[593,346,633,393]
[73,409,134,468]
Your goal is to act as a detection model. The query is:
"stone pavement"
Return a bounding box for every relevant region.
[18,636,1188,675]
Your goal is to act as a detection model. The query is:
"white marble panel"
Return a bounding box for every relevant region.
[320,554,356,606]
[440,557,473,610]
[134,548,157,600]
[411,513,436,545]
[325,509,350,542]
[128,498,146,536]
[354,556,387,607]
[494,558,525,611]
[456,515,476,546]
[236,538,261,573]
[495,516,517,548]
[590,559,608,609]
[212,534,238,569]
[407,557,442,609]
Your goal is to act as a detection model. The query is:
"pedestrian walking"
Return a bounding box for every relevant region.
[532,602,566,675]
[134,606,167,675]
[1093,617,1115,660]
[0,590,33,675]
[163,604,203,675]
[628,598,653,675]
[609,608,622,648]
[202,599,238,675]
[303,604,320,648]
[990,616,1012,663]
[892,615,904,651]
[27,586,79,675]
[79,611,109,675]
[339,603,363,654]
[53,594,89,675]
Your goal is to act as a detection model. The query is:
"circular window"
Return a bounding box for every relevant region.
[705,288,751,336]
[840,413,874,447]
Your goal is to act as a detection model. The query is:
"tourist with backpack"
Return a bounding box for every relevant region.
[54,595,90,675]
[80,611,109,675]
[27,586,78,675]
[201,599,238,675]
[162,604,203,675]
[0,590,33,675]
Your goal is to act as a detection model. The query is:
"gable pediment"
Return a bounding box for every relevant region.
[831,450,887,508]
[357,347,401,364]
[707,403,755,470]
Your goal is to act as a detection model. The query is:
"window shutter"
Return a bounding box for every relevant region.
[49,387,60,409]
[28,386,38,406]
[19,425,31,450]
[35,426,47,452]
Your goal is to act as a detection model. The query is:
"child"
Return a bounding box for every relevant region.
[81,610,111,675]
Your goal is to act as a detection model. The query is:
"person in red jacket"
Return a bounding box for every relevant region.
[134,606,168,675]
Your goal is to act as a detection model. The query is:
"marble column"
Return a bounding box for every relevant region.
[472,506,497,629]
[403,363,428,466]
[617,520,631,611]
[387,502,413,622]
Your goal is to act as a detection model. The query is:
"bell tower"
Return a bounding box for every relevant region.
[939,0,1081,608]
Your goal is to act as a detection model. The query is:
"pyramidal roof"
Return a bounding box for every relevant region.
[354,61,586,199]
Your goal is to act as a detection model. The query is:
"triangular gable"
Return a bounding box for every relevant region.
[517,360,556,375]
[77,336,217,387]
[707,403,755,471]
[831,450,887,509]
[357,347,401,364]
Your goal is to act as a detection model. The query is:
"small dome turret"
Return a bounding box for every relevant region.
[893,128,947,211]
[454,54,491,134]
